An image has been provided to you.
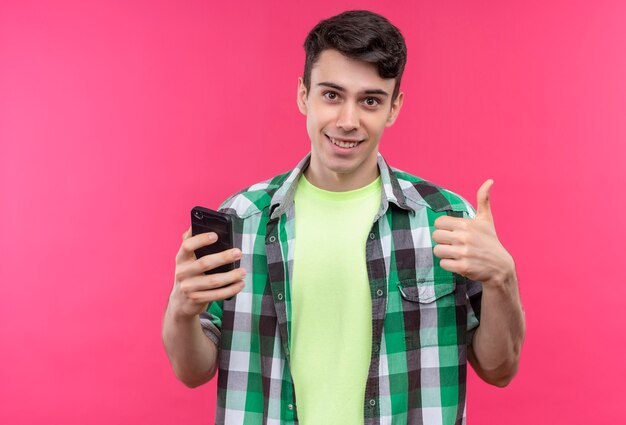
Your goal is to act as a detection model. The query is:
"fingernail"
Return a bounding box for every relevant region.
[233,249,242,258]
[208,232,217,241]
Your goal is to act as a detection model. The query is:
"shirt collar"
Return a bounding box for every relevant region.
[268,152,414,220]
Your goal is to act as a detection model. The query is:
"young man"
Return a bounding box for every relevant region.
[163,10,525,425]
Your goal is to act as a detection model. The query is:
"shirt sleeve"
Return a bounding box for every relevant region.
[466,278,483,345]
[199,300,223,347]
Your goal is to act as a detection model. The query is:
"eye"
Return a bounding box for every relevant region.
[323,91,339,101]
[364,97,381,107]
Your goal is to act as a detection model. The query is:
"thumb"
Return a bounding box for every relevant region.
[182,226,192,240]
[475,179,494,221]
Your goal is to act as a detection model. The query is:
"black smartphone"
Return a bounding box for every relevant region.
[190,206,236,275]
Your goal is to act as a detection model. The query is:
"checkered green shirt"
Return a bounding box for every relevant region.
[200,152,482,424]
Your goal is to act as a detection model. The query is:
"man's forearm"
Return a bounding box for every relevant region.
[162,305,219,388]
[469,271,525,387]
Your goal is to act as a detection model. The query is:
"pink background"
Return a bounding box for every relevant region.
[1,0,624,423]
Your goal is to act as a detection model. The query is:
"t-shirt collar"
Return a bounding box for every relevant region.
[268,152,414,220]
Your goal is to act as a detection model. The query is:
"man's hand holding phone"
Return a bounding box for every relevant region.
[169,226,246,320]
[162,211,244,387]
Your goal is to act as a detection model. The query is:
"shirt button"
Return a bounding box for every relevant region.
[376,289,384,297]
[288,403,293,410]
[369,399,376,406]
[269,235,277,243]
[369,232,375,240]
[277,293,283,301]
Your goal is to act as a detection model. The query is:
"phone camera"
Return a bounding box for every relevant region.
[193,211,203,220]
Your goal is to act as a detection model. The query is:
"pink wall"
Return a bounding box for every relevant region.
[1,0,624,423]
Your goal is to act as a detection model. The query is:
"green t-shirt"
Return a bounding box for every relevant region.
[290,174,382,424]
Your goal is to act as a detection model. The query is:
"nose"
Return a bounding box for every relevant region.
[336,102,359,131]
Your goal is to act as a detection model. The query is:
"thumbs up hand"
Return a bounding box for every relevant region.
[433,180,515,287]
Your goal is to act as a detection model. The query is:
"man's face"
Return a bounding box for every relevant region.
[297,49,403,188]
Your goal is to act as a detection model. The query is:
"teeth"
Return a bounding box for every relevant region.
[329,137,359,148]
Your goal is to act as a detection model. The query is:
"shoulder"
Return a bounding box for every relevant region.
[391,166,477,218]
[217,170,292,219]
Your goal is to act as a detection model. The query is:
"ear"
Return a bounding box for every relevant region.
[385,91,404,127]
[297,77,308,115]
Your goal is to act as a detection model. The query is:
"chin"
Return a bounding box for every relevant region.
[325,160,366,177]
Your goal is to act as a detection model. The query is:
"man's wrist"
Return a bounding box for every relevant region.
[482,262,517,292]
[166,299,202,325]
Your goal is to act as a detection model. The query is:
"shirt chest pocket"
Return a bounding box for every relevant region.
[396,271,456,303]
[395,271,459,349]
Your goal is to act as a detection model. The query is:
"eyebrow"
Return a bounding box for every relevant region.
[317,81,389,97]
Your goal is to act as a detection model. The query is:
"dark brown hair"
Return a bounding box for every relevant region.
[303,10,407,103]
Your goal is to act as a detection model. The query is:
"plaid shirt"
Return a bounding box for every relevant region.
[200,152,482,425]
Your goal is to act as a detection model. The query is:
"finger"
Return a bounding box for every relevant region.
[193,247,242,274]
[439,258,465,275]
[176,231,218,263]
[432,229,457,245]
[476,179,494,221]
[433,244,464,259]
[182,226,192,240]
[202,267,247,290]
[184,267,247,291]
[191,280,246,304]
[433,215,468,231]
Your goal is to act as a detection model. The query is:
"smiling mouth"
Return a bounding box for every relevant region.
[325,134,363,149]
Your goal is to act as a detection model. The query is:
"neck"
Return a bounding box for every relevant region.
[304,154,380,192]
